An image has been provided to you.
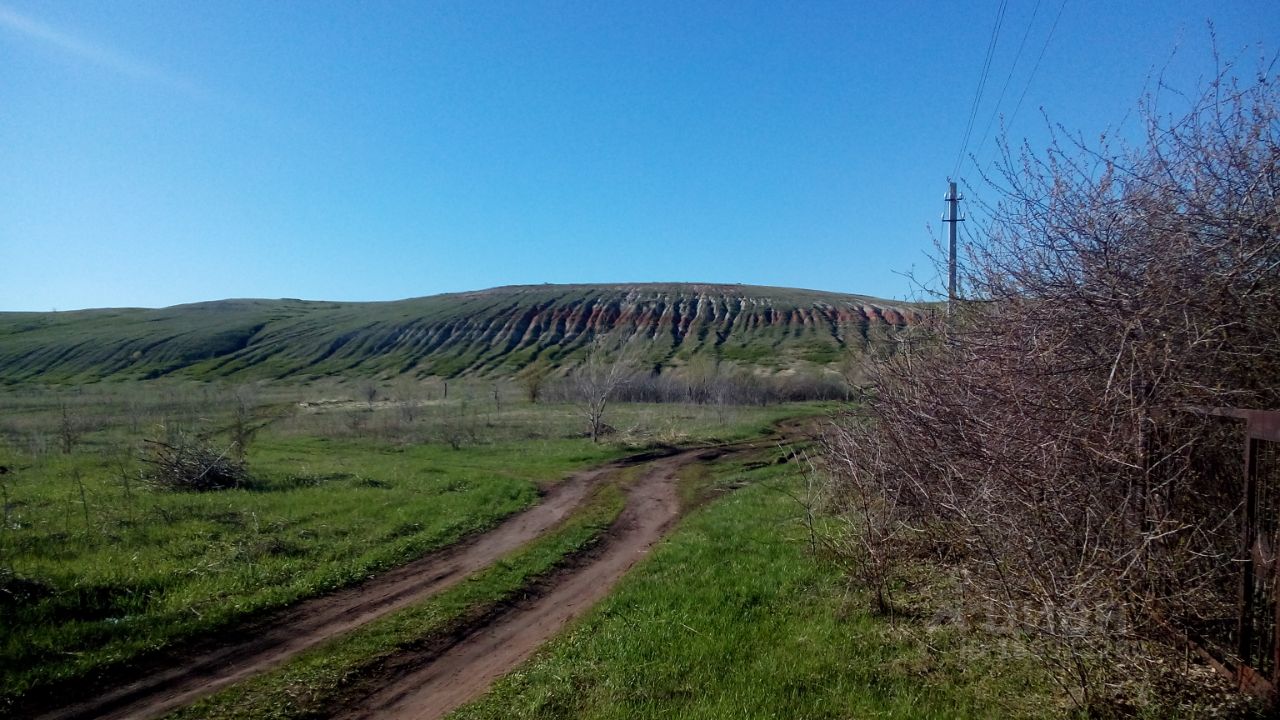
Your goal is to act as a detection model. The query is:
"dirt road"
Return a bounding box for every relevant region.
[33,455,649,720]
[332,448,724,720]
[30,442,762,720]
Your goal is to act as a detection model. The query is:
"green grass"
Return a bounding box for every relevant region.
[717,341,777,365]
[169,482,627,720]
[450,455,1058,720]
[0,390,1067,718]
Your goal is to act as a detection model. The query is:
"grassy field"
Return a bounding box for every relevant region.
[0,435,597,704]
[0,381,822,710]
[0,379,1070,719]
[450,453,1058,720]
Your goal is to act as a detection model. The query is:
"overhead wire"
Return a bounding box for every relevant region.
[952,0,1008,180]
[1005,0,1069,133]
[971,0,1043,163]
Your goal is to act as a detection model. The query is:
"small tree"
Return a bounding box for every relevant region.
[228,384,258,461]
[683,355,718,404]
[393,377,421,423]
[438,393,478,450]
[571,336,639,442]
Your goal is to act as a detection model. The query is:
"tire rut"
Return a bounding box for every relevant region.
[27,438,777,720]
[331,447,739,720]
[32,460,632,720]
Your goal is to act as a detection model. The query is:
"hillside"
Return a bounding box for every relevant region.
[0,283,922,384]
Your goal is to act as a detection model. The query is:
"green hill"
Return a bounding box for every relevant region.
[0,283,922,384]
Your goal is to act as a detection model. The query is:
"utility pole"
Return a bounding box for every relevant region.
[943,181,963,315]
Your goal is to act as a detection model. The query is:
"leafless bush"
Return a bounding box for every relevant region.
[437,395,481,449]
[57,403,83,455]
[227,384,259,461]
[824,61,1280,708]
[392,377,423,423]
[359,381,379,408]
[605,362,851,406]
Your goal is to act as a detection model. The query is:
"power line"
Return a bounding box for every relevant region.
[952,0,1009,180]
[1006,0,1068,133]
[972,0,1043,163]
[951,1,1007,179]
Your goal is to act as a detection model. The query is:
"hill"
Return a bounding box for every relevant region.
[0,283,922,384]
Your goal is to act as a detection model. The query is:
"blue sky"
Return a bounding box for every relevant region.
[1,1,1275,311]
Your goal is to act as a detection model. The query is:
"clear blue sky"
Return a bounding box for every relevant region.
[1,1,1275,311]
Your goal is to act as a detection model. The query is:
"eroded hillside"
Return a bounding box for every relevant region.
[0,283,922,383]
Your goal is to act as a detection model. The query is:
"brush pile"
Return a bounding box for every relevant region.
[141,435,249,492]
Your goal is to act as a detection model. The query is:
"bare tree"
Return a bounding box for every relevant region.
[682,355,717,404]
[228,384,258,461]
[393,377,421,423]
[438,392,479,450]
[571,336,639,442]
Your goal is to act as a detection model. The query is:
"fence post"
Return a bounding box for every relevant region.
[1240,435,1259,672]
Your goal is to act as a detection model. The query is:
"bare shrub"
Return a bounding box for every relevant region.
[359,381,379,408]
[227,384,259,461]
[603,362,850,406]
[384,377,425,426]
[437,395,480,450]
[57,402,83,455]
[824,62,1280,708]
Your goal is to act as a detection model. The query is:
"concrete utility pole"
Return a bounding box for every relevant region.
[943,181,963,314]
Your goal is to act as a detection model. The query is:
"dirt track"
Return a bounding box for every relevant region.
[31,442,761,720]
[33,456,642,720]
[333,447,724,720]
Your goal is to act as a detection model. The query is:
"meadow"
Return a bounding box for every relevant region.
[0,378,817,711]
[1,377,1100,720]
